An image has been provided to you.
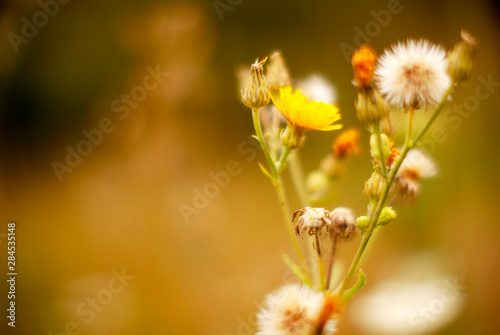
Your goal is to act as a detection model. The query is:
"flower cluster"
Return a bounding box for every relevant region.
[239,30,475,334]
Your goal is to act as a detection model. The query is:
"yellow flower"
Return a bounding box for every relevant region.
[274,87,342,131]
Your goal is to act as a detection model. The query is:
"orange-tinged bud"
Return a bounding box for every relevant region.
[352,45,377,89]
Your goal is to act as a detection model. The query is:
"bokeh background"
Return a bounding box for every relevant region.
[0,0,499,334]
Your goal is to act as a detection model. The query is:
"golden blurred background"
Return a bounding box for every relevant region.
[0,0,499,334]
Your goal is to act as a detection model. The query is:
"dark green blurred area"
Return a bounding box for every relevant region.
[0,0,499,334]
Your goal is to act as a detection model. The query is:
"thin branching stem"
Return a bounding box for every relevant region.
[338,84,455,295]
[251,107,311,285]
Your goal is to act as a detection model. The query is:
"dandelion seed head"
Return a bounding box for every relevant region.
[376,39,451,108]
[398,149,438,180]
[256,284,337,335]
[297,74,337,105]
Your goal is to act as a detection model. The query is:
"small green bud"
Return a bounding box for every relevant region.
[370,133,391,162]
[377,207,397,226]
[306,170,330,195]
[281,124,305,150]
[363,171,387,200]
[355,89,389,125]
[449,30,477,84]
[356,216,370,231]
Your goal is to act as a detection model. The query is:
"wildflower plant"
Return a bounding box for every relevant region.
[239,30,476,334]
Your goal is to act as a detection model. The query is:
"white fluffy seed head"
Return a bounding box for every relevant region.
[398,149,438,180]
[297,74,337,105]
[256,284,337,335]
[376,39,451,109]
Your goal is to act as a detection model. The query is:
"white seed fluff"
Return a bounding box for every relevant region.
[256,284,337,335]
[376,39,451,108]
[398,149,438,180]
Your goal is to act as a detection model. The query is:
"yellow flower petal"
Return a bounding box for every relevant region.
[274,87,342,131]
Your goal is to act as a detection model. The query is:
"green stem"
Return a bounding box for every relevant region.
[288,152,310,206]
[270,109,281,161]
[410,84,455,147]
[315,233,326,290]
[373,122,388,178]
[276,146,292,172]
[325,235,337,290]
[252,108,277,178]
[252,108,310,284]
[338,84,454,295]
[405,106,414,148]
[275,175,311,286]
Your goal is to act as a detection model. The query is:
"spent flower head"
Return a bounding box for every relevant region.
[376,39,451,109]
[396,149,437,200]
[293,207,331,237]
[397,148,438,180]
[329,207,358,241]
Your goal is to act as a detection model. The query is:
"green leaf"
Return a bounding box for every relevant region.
[281,252,310,287]
[341,269,366,302]
[258,163,274,181]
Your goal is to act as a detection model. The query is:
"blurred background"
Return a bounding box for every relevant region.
[0,0,499,334]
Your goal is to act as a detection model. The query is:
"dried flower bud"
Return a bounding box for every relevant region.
[355,89,389,125]
[293,207,331,237]
[266,52,292,97]
[241,58,271,109]
[328,207,358,241]
[449,30,477,83]
[377,207,397,226]
[352,45,377,89]
[363,171,387,200]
